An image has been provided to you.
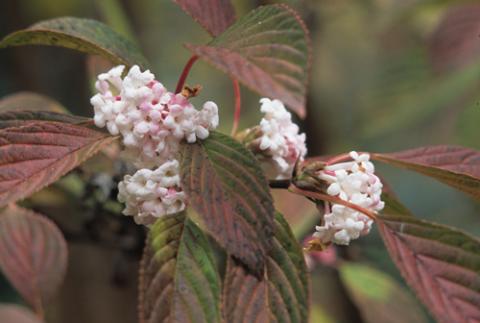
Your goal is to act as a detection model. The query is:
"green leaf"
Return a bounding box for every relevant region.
[179,131,275,275]
[373,146,480,199]
[223,212,309,323]
[0,92,69,114]
[339,263,428,323]
[138,211,222,323]
[0,17,148,69]
[0,112,115,206]
[187,4,311,118]
[378,197,480,323]
[0,206,68,314]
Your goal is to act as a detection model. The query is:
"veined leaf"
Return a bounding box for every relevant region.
[0,111,89,129]
[138,211,222,323]
[373,146,480,199]
[0,206,67,314]
[0,92,68,114]
[187,4,311,118]
[173,0,236,37]
[0,304,42,323]
[378,198,480,323]
[0,114,115,206]
[179,131,274,275]
[223,212,309,323]
[0,17,148,68]
[339,263,428,323]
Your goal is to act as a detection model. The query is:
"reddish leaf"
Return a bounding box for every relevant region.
[223,259,270,322]
[0,111,89,130]
[0,114,115,206]
[173,0,236,37]
[0,304,42,323]
[378,197,480,323]
[373,146,480,199]
[0,206,68,313]
[179,131,274,275]
[223,213,309,323]
[187,4,311,118]
[0,92,68,114]
[429,4,480,72]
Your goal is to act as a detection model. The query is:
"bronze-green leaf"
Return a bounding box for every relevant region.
[223,212,309,323]
[0,17,148,68]
[373,145,480,199]
[179,131,274,275]
[187,4,311,118]
[0,112,115,206]
[138,211,222,323]
[378,196,480,323]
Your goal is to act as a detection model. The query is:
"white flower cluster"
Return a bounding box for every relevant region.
[256,98,307,179]
[117,160,185,225]
[313,152,384,245]
[91,65,219,224]
[91,65,218,168]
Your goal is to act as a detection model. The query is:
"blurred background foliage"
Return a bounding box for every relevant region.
[1,0,479,322]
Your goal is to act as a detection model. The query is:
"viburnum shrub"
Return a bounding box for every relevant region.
[0,1,479,322]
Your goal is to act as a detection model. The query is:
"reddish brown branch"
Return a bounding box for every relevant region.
[289,185,377,220]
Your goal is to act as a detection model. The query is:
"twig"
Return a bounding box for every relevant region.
[289,185,377,220]
[269,179,291,189]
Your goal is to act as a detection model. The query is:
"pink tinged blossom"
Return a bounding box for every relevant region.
[117,160,186,225]
[91,65,221,226]
[255,98,307,180]
[90,65,220,169]
[313,152,384,245]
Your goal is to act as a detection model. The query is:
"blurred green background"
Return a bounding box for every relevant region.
[1,0,479,322]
